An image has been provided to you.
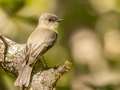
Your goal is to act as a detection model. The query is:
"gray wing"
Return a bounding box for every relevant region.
[25,32,57,66]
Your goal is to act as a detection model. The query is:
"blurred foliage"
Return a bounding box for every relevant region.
[0,0,120,90]
[0,0,24,15]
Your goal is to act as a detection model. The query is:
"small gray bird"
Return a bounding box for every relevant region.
[14,13,62,87]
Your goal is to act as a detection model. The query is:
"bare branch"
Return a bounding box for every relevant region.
[30,61,72,90]
[0,36,72,90]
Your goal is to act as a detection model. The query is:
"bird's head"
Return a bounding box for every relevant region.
[38,13,63,32]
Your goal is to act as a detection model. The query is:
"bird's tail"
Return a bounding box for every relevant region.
[14,65,32,87]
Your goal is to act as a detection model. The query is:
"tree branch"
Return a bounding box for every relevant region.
[0,35,72,90]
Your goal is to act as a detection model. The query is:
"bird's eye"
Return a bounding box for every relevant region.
[48,17,57,22]
[48,18,53,22]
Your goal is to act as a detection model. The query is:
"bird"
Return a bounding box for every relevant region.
[14,13,62,87]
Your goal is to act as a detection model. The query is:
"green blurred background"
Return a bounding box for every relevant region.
[0,0,120,90]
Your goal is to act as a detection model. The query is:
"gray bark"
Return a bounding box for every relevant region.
[0,35,72,90]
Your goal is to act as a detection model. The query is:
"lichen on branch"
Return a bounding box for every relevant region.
[0,35,72,90]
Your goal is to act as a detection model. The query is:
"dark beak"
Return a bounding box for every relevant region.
[56,18,64,22]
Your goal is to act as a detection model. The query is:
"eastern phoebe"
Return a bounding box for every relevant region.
[15,13,62,87]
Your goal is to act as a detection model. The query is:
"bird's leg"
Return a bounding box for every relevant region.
[40,56,48,69]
